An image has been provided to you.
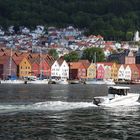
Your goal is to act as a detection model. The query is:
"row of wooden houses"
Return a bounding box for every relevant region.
[1,48,140,81]
[69,61,140,81]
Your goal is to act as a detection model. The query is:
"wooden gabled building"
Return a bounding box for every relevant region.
[0,56,17,79]
[69,62,86,80]
[13,56,31,78]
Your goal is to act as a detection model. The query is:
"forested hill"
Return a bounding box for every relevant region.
[0,0,140,40]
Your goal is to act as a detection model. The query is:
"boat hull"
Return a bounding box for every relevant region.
[55,80,69,85]
[0,80,25,84]
[27,80,48,84]
[93,93,140,107]
[85,80,105,85]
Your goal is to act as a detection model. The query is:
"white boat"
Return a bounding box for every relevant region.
[0,80,25,84]
[85,79,105,85]
[55,79,69,85]
[27,79,49,84]
[93,86,140,106]
[104,79,116,85]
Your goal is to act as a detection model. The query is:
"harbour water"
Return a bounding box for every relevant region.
[0,84,140,140]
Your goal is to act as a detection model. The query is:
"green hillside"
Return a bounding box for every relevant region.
[0,0,140,40]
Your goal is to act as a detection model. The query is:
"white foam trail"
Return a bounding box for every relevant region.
[31,101,97,111]
[0,101,97,113]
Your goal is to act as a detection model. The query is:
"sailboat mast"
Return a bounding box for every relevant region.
[94,52,96,64]
[39,47,42,79]
[94,52,97,79]
[9,47,12,76]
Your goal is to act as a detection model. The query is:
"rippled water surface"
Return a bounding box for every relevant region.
[0,84,140,140]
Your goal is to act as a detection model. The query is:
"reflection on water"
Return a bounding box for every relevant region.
[0,84,140,140]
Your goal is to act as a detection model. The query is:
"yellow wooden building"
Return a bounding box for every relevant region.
[87,63,96,78]
[111,63,119,81]
[13,56,31,78]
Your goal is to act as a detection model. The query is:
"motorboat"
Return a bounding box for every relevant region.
[27,79,49,84]
[0,79,25,84]
[93,86,140,106]
[85,79,105,85]
[104,79,116,85]
[55,79,69,85]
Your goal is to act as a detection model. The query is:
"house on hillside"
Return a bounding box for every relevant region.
[107,50,134,64]
[125,51,135,64]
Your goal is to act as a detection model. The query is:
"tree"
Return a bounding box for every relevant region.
[48,49,58,60]
[81,47,105,62]
[64,51,79,62]
[126,31,133,41]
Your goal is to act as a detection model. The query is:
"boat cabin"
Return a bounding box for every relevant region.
[108,86,130,96]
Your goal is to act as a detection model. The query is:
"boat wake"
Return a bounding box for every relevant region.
[0,101,97,113]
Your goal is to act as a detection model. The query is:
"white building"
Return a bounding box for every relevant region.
[134,31,140,42]
[124,65,131,80]
[51,60,69,79]
[118,65,125,80]
[59,60,69,79]
[51,61,60,78]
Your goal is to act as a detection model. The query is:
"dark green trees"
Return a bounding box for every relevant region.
[0,0,140,40]
[64,51,79,62]
[48,49,58,60]
[82,47,105,62]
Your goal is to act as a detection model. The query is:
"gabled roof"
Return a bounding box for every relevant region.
[12,56,24,65]
[29,53,40,59]
[57,57,64,66]
[45,59,54,67]
[69,62,85,69]
[0,51,5,56]
[78,59,90,68]
[28,57,39,65]
[127,64,138,71]
[97,62,113,66]
[0,56,10,64]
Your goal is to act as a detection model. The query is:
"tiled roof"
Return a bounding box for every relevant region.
[0,56,9,64]
[0,51,5,56]
[12,56,24,65]
[69,62,84,69]
[78,60,90,68]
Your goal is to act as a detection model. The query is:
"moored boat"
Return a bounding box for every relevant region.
[93,86,139,106]
[27,79,49,84]
[85,79,105,85]
[55,79,69,85]
[0,79,25,84]
[104,79,116,85]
